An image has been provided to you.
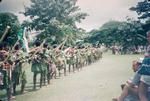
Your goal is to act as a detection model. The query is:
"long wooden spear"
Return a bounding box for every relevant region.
[0,39,19,65]
[31,39,47,56]
[55,36,68,50]
[0,26,10,43]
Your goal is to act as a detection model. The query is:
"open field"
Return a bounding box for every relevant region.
[0,52,143,101]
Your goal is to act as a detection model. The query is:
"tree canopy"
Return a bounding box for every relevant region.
[130,0,150,34]
[0,12,20,46]
[130,0,150,20]
[86,20,146,47]
[23,0,88,44]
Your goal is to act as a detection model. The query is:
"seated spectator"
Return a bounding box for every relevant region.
[112,59,142,101]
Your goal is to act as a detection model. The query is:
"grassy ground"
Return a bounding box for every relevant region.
[0,52,143,101]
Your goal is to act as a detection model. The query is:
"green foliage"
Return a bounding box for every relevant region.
[130,0,150,33]
[142,19,150,32]
[130,0,150,20]
[0,12,20,46]
[23,0,88,44]
[86,20,146,47]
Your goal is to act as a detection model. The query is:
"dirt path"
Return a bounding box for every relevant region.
[16,53,142,101]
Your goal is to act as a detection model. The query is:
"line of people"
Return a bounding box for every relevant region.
[0,41,104,101]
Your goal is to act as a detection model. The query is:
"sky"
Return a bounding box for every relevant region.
[0,0,139,31]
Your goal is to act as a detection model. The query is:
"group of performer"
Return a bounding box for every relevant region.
[0,40,104,101]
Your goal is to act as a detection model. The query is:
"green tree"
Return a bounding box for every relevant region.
[0,12,20,46]
[23,0,88,44]
[130,0,150,20]
[86,20,145,48]
[130,0,150,32]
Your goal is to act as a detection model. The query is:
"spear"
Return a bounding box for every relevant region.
[55,36,68,50]
[31,39,47,56]
[0,39,19,65]
[25,38,47,62]
[0,26,10,43]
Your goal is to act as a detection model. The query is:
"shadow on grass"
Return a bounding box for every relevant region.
[0,89,7,100]
[0,85,42,101]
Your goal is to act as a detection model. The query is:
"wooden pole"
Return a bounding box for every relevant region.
[0,26,10,43]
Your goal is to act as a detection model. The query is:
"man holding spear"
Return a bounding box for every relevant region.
[0,26,16,101]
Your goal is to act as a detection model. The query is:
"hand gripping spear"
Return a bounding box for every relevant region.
[28,39,47,60]
[0,26,19,101]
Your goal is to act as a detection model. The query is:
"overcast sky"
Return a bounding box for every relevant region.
[0,0,139,31]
